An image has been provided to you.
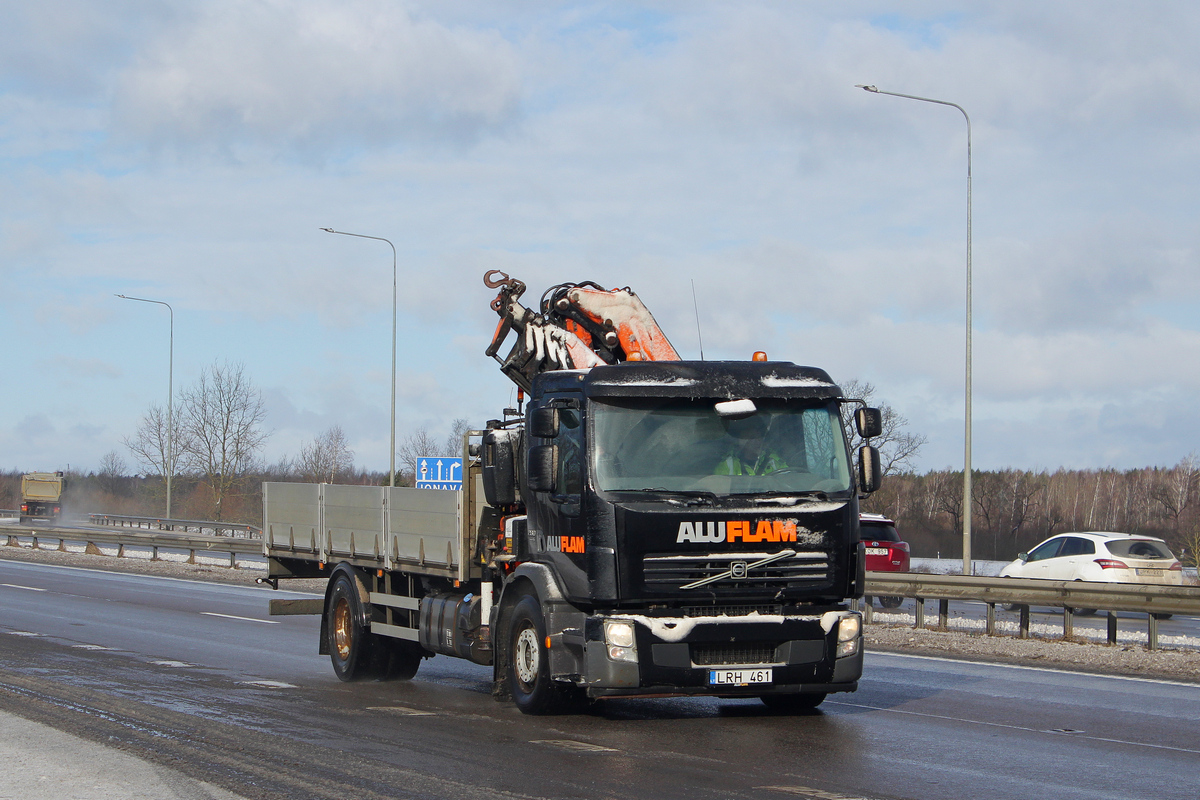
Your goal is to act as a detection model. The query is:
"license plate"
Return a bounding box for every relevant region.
[865,547,888,556]
[709,668,773,686]
[1136,568,1163,576]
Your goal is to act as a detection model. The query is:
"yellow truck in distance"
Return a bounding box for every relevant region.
[20,471,66,524]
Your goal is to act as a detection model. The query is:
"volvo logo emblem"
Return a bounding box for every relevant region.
[730,561,748,579]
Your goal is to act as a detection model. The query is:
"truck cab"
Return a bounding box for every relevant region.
[485,360,879,711]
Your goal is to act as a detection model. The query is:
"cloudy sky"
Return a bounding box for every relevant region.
[3,1,1199,477]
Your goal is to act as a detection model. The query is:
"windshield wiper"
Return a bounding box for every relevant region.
[623,488,716,506]
[750,490,845,505]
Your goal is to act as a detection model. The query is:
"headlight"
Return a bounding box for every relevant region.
[604,620,638,663]
[836,613,861,658]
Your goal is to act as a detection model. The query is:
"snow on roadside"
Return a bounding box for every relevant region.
[869,608,1200,651]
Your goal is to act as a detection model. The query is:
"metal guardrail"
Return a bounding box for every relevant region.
[862,572,1200,651]
[87,513,261,539]
[4,524,261,568]
[0,509,19,519]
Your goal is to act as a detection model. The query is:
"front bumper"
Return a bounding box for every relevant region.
[580,609,863,699]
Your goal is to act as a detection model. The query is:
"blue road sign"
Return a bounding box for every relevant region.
[415,456,463,490]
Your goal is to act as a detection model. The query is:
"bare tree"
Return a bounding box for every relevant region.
[839,379,928,475]
[1151,453,1200,532]
[297,425,355,483]
[178,361,269,520]
[397,427,441,486]
[443,418,472,458]
[97,451,128,496]
[124,403,189,489]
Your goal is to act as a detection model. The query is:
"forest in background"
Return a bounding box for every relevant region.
[860,457,1200,567]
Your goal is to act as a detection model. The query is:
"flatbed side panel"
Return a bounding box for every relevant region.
[262,482,322,559]
[325,484,385,562]
[385,486,461,573]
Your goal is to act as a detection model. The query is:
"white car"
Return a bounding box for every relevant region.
[1000,531,1184,586]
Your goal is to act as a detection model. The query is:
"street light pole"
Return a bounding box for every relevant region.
[320,227,398,487]
[856,84,973,576]
[116,294,174,518]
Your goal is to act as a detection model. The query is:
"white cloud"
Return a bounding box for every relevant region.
[112,0,522,156]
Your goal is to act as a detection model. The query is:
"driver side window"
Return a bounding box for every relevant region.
[1028,538,1065,562]
[557,409,583,496]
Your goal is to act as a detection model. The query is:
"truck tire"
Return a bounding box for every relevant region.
[761,692,826,712]
[379,640,424,680]
[326,571,384,681]
[878,596,904,609]
[508,595,581,715]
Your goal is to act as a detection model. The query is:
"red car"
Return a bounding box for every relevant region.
[861,513,910,608]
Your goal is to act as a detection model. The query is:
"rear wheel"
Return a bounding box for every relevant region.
[878,596,903,609]
[326,571,384,681]
[508,595,582,715]
[379,639,424,680]
[761,692,827,712]
[1072,608,1097,616]
[1001,603,1026,612]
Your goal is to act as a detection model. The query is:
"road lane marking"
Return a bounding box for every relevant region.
[368,706,436,716]
[7,631,41,637]
[237,680,297,689]
[531,739,619,753]
[200,612,279,624]
[869,650,1200,688]
[151,660,194,667]
[758,787,878,800]
[827,698,1200,756]
[71,644,115,651]
[1,583,47,592]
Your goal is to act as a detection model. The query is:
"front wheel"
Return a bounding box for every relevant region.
[878,596,904,609]
[508,595,582,715]
[761,692,826,712]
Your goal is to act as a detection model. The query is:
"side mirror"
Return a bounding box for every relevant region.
[856,407,883,439]
[1017,552,1029,563]
[530,407,559,438]
[857,445,882,494]
[527,444,557,493]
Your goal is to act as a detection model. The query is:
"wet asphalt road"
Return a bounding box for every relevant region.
[0,559,1197,800]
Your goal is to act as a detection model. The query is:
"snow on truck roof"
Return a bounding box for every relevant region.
[537,361,842,400]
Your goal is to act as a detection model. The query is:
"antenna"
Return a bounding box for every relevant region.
[691,279,706,361]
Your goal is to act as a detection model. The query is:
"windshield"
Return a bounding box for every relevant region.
[592,398,851,496]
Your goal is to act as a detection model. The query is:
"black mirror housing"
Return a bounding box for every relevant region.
[527,444,557,493]
[856,407,883,439]
[530,407,560,438]
[857,445,882,494]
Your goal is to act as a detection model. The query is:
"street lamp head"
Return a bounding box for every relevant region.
[855,84,879,92]
[319,227,335,233]
[115,294,127,299]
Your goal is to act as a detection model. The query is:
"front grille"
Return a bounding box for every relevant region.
[678,604,783,618]
[643,552,828,591]
[691,642,779,666]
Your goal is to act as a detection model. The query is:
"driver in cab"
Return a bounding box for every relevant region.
[715,415,788,476]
